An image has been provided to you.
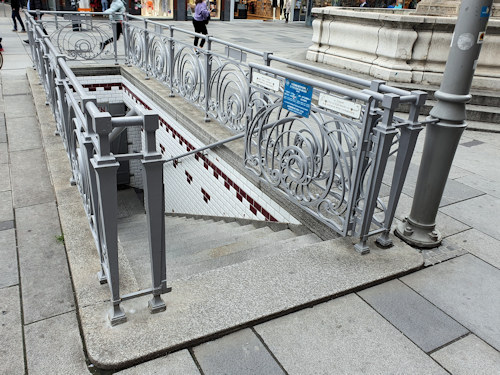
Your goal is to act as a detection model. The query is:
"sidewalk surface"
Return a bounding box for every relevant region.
[1,7,499,374]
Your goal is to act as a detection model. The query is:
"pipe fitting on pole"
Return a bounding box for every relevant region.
[395,0,493,248]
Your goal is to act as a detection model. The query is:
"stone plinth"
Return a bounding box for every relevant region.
[416,0,500,17]
[307,7,500,91]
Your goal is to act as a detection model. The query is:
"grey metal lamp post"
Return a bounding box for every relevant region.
[395,0,494,248]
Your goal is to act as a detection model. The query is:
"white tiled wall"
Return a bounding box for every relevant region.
[76,75,299,224]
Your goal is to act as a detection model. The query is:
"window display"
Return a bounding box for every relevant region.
[141,0,174,18]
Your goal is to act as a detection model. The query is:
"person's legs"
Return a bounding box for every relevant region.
[12,10,18,31]
[198,22,208,48]
[193,20,200,46]
[15,11,26,31]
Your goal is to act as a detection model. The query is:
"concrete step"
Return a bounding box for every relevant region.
[167,225,275,259]
[413,100,500,126]
[170,233,323,281]
[117,215,312,290]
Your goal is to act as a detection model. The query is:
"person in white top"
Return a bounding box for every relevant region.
[100,0,126,51]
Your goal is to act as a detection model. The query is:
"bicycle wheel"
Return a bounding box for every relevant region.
[0,52,3,69]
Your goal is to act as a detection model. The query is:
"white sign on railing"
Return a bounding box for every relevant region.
[318,93,362,119]
[252,72,280,92]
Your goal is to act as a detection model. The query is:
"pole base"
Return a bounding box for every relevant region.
[394,218,442,249]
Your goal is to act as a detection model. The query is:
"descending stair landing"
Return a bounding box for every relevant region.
[70,189,425,370]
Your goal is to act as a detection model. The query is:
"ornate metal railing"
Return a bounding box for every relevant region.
[26,10,431,257]
[26,14,168,325]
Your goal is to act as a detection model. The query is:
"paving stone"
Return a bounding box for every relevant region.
[2,79,30,96]
[0,120,6,143]
[440,194,500,241]
[431,334,500,375]
[255,294,447,375]
[115,350,200,375]
[10,148,55,207]
[445,228,500,269]
[193,329,284,375]
[0,286,25,375]
[0,229,18,288]
[16,202,75,324]
[0,163,10,192]
[3,93,37,120]
[6,116,42,152]
[358,279,468,353]
[402,254,500,351]
[0,142,7,163]
[0,190,13,222]
[25,311,88,375]
[456,174,500,199]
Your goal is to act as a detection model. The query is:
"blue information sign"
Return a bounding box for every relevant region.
[282,79,313,118]
[480,6,491,18]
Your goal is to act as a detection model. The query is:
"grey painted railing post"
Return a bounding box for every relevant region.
[354,94,399,254]
[204,38,212,122]
[90,109,125,326]
[138,108,168,313]
[376,91,427,247]
[395,0,493,248]
[168,27,175,97]
[144,19,150,80]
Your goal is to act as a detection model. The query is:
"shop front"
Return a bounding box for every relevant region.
[234,0,282,20]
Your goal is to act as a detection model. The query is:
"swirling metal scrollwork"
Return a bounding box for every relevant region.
[147,34,170,82]
[173,46,205,105]
[208,60,250,132]
[245,100,363,232]
[55,23,112,60]
[127,26,146,67]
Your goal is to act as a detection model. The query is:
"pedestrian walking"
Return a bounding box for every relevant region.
[101,0,109,11]
[100,0,126,51]
[192,0,210,49]
[284,0,291,23]
[24,0,48,44]
[11,0,26,32]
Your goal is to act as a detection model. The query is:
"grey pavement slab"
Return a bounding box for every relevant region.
[115,350,200,375]
[10,148,55,207]
[431,334,500,375]
[1,55,33,71]
[0,286,25,375]
[2,92,37,120]
[193,329,285,375]
[25,311,89,375]
[445,228,500,269]
[0,163,10,192]
[440,194,500,241]
[402,254,500,351]
[0,220,14,230]
[0,190,13,221]
[2,79,30,96]
[358,279,468,353]
[456,173,500,199]
[0,142,7,163]
[78,237,423,368]
[6,116,42,152]
[16,202,75,324]
[0,229,18,288]
[0,119,6,143]
[453,142,500,181]
[0,229,19,288]
[255,294,447,375]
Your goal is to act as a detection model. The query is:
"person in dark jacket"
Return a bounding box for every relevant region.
[24,0,48,43]
[11,0,26,32]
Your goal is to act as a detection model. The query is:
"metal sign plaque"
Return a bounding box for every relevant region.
[282,79,313,118]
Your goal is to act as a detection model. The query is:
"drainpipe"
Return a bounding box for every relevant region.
[395,0,494,248]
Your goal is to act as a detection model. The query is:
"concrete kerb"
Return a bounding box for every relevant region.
[27,64,425,370]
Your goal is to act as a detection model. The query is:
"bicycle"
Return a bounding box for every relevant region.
[0,37,3,69]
